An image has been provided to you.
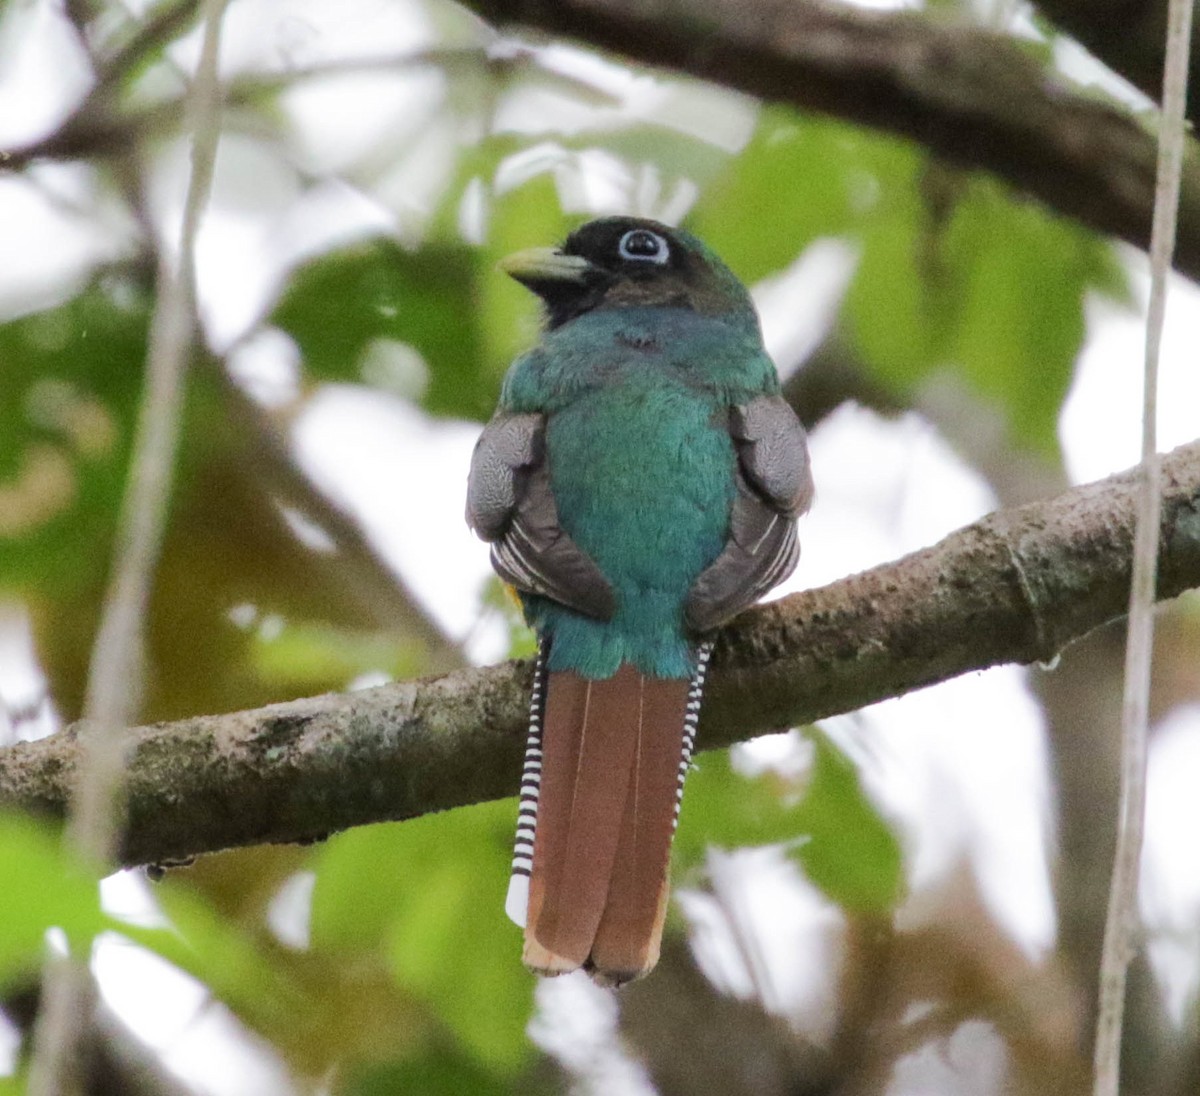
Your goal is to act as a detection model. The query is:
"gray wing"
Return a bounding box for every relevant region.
[467,411,616,621]
[684,395,813,633]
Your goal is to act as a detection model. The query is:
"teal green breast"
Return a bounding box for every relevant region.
[504,308,778,680]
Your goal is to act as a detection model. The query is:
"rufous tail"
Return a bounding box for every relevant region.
[505,643,712,985]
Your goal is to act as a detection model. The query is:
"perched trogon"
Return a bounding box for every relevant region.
[466,216,813,985]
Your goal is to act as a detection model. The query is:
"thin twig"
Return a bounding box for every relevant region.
[25,0,229,1092]
[91,0,204,101]
[1093,0,1195,1086]
[74,0,228,866]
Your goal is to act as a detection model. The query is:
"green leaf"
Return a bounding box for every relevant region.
[472,171,570,382]
[845,167,1126,455]
[0,279,150,596]
[269,167,572,423]
[689,106,918,283]
[250,623,429,690]
[124,885,310,1036]
[940,180,1125,450]
[675,732,903,915]
[342,1046,515,1096]
[788,733,903,913]
[694,106,1125,455]
[270,240,493,420]
[0,814,104,986]
[479,577,538,661]
[674,749,804,867]
[842,180,934,386]
[311,802,534,1073]
[120,868,439,1076]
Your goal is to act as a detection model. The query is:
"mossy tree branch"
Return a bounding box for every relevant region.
[3,440,1200,867]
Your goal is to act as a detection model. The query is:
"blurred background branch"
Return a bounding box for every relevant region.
[458,0,1200,279]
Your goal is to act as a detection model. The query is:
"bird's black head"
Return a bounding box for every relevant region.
[501,216,757,333]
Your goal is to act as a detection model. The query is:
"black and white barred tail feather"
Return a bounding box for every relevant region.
[505,642,548,927]
[673,640,713,830]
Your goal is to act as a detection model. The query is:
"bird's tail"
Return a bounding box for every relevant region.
[505,642,712,985]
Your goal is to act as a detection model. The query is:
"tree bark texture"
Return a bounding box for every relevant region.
[3,440,1200,867]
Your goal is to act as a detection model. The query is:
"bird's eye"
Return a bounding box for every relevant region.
[617,229,670,265]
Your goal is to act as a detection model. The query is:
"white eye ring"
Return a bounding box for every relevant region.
[617,228,670,265]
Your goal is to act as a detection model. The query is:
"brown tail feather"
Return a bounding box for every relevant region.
[586,675,690,984]
[522,663,693,983]
[524,667,640,969]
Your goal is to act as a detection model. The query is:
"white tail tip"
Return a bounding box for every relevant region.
[505,874,530,927]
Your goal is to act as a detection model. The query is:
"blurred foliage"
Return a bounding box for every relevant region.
[270,142,575,420]
[248,623,430,691]
[0,280,148,597]
[271,239,494,418]
[0,815,104,988]
[0,0,1147,1091]
[311,803,535,1075]
[676,732,903,914]
[343,1053,519,1096]
[693,106,1127,455]
[478,575,539,661]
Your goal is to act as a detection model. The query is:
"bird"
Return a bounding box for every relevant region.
[466,216,813,985]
